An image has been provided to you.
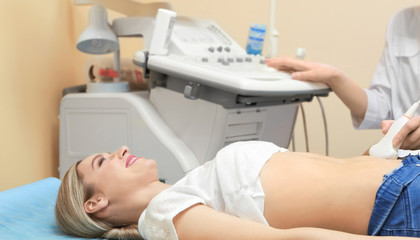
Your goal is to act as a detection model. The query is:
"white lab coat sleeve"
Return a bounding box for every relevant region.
[352,14,398,129]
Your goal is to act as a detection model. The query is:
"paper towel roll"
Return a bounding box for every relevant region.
[83,56,148,90]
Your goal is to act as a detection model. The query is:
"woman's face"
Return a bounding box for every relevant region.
[77,146,158,205]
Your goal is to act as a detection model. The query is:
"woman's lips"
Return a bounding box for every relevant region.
[126,155,142,168]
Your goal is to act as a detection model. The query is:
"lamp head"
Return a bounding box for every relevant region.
[76,5,119,54]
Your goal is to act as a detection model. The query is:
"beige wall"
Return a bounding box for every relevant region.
[0,1,80,191]
[1,0,419,190]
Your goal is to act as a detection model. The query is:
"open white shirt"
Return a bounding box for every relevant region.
[353,6,420,129]
[138,141,288,240]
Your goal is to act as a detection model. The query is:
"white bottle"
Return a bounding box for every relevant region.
[369,101,420,159]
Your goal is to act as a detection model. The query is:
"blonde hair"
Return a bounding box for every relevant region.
[55,163,142,240]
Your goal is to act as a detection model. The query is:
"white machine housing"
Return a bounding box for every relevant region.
[59,89,299,183]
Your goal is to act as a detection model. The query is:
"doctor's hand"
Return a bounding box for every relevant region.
[265,57,368,120]
[264,57,344,86]
[382,117,420,150]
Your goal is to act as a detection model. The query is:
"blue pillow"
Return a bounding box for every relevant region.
[0,177,96,239]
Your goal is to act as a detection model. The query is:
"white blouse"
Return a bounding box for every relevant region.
[138,141,287,240]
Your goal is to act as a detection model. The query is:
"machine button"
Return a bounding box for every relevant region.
[184,83,201,100]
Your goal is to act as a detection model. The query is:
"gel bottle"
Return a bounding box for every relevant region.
[246,24,267,55]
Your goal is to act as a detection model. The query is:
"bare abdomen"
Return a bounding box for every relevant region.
[260,152,401,234]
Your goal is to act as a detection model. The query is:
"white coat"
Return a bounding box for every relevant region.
[353,6,420,129]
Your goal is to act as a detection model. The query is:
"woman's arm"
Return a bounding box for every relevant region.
[174,204,281,240]
[286,227,418,240]
[173,204,417,240]
[265,57,368,122]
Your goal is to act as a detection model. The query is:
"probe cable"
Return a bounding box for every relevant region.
[291,97,329,156]
[316,96,329,156]
[299,103,310,152]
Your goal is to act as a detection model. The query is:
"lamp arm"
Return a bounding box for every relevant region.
[74,0,173,17]
[267,0,279,58]
[113,49,121,82]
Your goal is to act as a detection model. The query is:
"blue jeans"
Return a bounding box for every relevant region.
[368,155,420,236]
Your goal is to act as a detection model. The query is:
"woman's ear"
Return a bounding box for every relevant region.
[84,193,109,214]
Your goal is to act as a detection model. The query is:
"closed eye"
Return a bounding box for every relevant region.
[98,156,106,167]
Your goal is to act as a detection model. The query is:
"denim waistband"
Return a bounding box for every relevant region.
[368,155,420,235]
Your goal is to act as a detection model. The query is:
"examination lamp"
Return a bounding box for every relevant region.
[76,4,129,93]
[76,5,119,54]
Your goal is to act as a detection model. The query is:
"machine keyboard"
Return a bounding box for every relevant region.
[166,54,291,80]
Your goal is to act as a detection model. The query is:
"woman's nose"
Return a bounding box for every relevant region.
[110,146,129,159]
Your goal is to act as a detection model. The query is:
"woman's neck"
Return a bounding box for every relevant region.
[109,181,171,226]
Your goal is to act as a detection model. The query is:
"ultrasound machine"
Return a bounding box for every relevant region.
[59,7,331,184]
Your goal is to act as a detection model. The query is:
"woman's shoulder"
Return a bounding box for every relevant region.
[139,185,206,239]
[386,6,420,57]
[391,6,420,20]
[388,6,420,32]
